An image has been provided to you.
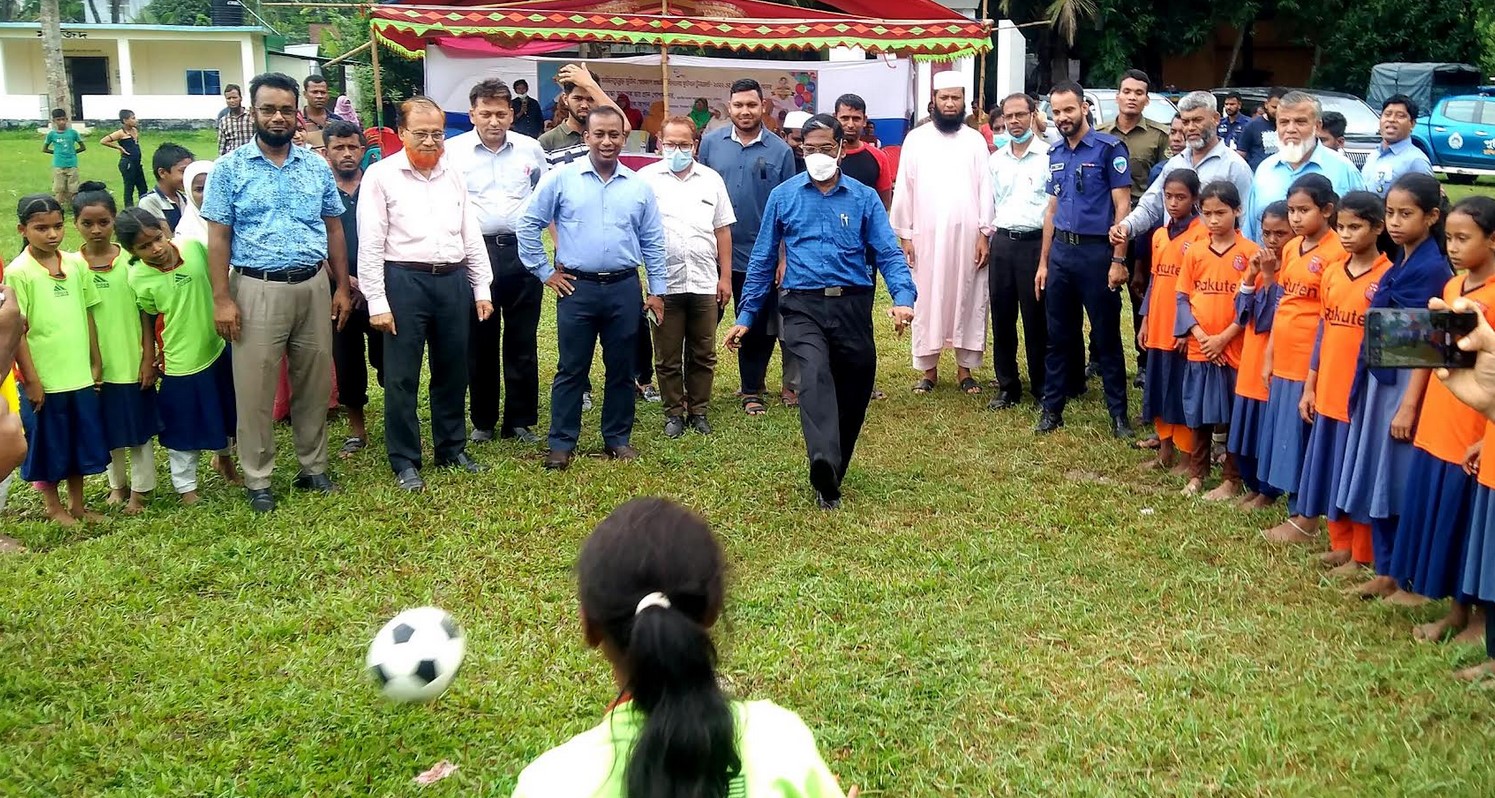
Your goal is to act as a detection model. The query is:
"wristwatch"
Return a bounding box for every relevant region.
[1110,256,1126,265]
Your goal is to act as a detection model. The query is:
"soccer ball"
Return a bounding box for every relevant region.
[366,606,466,703]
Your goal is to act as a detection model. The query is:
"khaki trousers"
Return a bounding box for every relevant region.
[652,293,720,417]
[230,270,332,490]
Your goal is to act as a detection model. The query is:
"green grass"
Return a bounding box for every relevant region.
[3,128,1495,796]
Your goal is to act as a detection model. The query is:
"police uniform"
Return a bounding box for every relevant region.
[1042,129,1132,429]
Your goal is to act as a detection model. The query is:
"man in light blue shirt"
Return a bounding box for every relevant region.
[1360,93,1433,196]
[517,106,667,470]
[1242,91,1366,242]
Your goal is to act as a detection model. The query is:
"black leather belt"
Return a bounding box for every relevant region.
[484,233,517,246]
[994,227,1043,241]
[1055,230,1109,246]
[785,285,873,297]
[234,264,322,284]
[387,260,464,275]
[568,268,637,284]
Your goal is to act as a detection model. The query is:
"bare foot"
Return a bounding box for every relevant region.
[1453,608,1486,646]
[1137,458,1165,472]
[1204,480,1243,502]
[1414,614,1465,643]
[1263,517,1317,544]
[1169,462,1191,477]
[180,491,201,506]
[1344,575,1398,599]
[1319,549,1352,568]
[213,456,243,486]
[1245,493,1278,511]
[1384,590,1430,607]
[1235,491,1261,509]
[106,488,127,506]
[1454,660,1495,682]
[46,507,79,526]
[72,510,107,524]
[1327,559,1368,578]
[122,497,146,516]
[1181,478,1203,496]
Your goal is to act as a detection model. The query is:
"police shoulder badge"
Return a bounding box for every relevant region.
[1112,156,1127,174]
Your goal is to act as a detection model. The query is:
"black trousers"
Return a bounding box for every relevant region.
[550,274,641,451]
[469,237,543,433]
[635,314,654,385]
[731,269,781,395]
[780,290,876,500]
[333,300,385,410]
[383,265,471,473]
[988,233,1047,402]
[1042,240,1128,420]
[119,158,147,207]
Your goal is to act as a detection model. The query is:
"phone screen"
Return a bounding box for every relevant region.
[1364,308,1479,369]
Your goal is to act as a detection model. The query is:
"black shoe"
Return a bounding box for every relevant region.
[606,445,640,462]
[292,472,340,493]
[469,428,496,443]
[544,449,572,470]
[1085,361,1099,379]
[504,426,540,445]
[816,492,842,510]
[437,452,487,473]
[246,487,275,513]
[687,414,712,435]
[1132,373,1145,389]
[809,458,840,503]
[1112,417,1136,439]
[664,415,686,439]
[1035,410,1064,434]
[986,395,1019,411]
[395,468,425,492]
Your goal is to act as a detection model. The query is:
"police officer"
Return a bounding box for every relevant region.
[1035,81,1134,438]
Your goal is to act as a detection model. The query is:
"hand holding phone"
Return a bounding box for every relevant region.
[1364,308,1479,369]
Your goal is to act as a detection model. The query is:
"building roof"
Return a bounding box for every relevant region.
[0,22,268,34]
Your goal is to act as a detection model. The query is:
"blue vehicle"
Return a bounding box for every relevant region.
[1411,95,1495,184]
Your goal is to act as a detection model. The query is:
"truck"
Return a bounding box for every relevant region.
[1410,93,1495,184]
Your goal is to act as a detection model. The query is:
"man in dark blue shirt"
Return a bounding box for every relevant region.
[1037,81,1134,438]
[1216,91,1248,151]
[1236,86,1286,170]
[724,115,915,510]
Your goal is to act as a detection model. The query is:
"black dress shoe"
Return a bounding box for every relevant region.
[504,426,540,445]
[1112,417,1136,439]
[437,452,487,473]
[664,416,686,439]
[1132,373,1145,389]
[544,449,572,470]
[395,468,425,492]
[246,488,276,513]
[816,492,842,510]
[606,445,640,461]
[986,395,1019,411]
[469,428,496,443]
[687,414,712,435]
[809,458,840,501]
[1034,410,1065,434]
[1085,362,1099,379]
[293,472,340,493]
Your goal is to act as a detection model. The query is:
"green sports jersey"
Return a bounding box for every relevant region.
[89,250,145,385]
[6,250,100,393]
[45,128,83,168]
[127,239,225,377]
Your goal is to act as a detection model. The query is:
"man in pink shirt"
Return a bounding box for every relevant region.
[358,97,495,492]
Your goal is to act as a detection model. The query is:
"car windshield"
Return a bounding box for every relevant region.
[1315,95,1381,136]
[1092,93,1178,127]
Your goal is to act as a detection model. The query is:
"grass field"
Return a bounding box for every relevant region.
[2,128,1495,796]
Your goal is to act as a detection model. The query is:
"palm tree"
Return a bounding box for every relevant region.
[41,0,71,118]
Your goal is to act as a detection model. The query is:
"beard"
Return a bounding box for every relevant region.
[1277,139,1312,163]
[407,146,444,171]
[1186,133,1211,152]
[256,125,294,147]
[931,106,964,134]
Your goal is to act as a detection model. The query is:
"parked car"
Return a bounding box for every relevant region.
[1210,87,1382,167]
[1039,90,1179,130]
[1410,94,1495,184]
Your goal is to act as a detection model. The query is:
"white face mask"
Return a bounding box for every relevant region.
[663,146,694,173]
[804,151,839,181]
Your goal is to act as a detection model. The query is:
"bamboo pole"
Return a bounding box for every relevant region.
[976,0,988,119]
[660,0,671,116]
[322,40,371,68]
[370,19,383,131]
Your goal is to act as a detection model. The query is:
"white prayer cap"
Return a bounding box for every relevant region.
[784,111,813,131]
[932,71,968,92]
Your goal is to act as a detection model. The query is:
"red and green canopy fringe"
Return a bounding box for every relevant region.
[370,6,993,60]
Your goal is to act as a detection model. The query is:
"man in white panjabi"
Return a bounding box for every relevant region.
[890,71,993,395]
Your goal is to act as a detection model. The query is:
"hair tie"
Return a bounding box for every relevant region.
[634,592,671,616]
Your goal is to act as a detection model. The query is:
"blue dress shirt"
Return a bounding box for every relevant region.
[1243,143,1366,243]
[696,125,798,272]
[734,173,916,329]
[200,143,343,271]
[1360,137,1433,196]
[516,158,668,296]
[1046,130,1132,236]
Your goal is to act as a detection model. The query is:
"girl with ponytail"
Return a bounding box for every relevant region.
[514,497,849,798]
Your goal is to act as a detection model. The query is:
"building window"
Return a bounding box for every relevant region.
[186,69,222,96]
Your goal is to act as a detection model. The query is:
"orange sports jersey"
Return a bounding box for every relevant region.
[1177,235,1261,365]
[1414,274,1495,465]
[1235,277,1272,401]
[1272,234,1347,382]
[1145,218,1206,352]
[1312,253,1392,422]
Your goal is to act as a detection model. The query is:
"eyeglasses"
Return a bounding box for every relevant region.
[406,131,446,143]
[802,144,841,157]
[1003,111,1031,121]
[255,106,297,119]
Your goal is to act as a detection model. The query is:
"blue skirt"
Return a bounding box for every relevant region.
[1259,377,1310,495]
[1389,449,1474,601]
[157,349,236,452]
[1227,395,1266,457]
[98,381,161,451]
[1335,370,1413,522]
[1295,415,1351,519]
[1461,485,1495,603]
[1181,361,1235,428]
[1142,348,1187,424]
[18,386,110,484]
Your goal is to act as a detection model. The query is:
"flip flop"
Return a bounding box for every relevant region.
[781,390,799,408]
[742,395,767,416]
[912,378,935,394]
[339,436,366,457]
[958,377,982,395]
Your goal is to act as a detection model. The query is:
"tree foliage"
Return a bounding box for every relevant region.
[139,0,209,26]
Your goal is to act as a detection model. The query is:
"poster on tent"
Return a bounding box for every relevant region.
[536,60,818,125]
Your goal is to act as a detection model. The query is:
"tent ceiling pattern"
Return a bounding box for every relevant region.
[371,5,992,59]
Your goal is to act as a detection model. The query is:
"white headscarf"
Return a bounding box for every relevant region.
[173,159,215,244]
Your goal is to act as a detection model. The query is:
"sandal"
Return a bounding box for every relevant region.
[742,395,767,416]
[912,378,935,394]
[339,436,366,457]
[958,377,982,395]
[780,390,799,408]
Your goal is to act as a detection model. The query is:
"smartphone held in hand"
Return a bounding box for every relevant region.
[1364,308,1479,369]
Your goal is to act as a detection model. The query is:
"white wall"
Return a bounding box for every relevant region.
[82,94,225,121]
[0,93,46,120]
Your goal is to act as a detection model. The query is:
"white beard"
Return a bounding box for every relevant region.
[1277,139,1312,163]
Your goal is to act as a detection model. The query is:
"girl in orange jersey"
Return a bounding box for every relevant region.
[1392,196,1495,643]
[1138,169,1206,472]
[1452,196,1495,679]
[1295,192,1392,574]
[1230,201,1293,510]
[1338,174,1452,600]
[1175,180,1259,497]
[1261,175,1346,543]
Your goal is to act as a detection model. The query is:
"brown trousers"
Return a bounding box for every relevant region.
[229,269,333,490]
[1189,424,1241,482]
[652,293,720,418]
